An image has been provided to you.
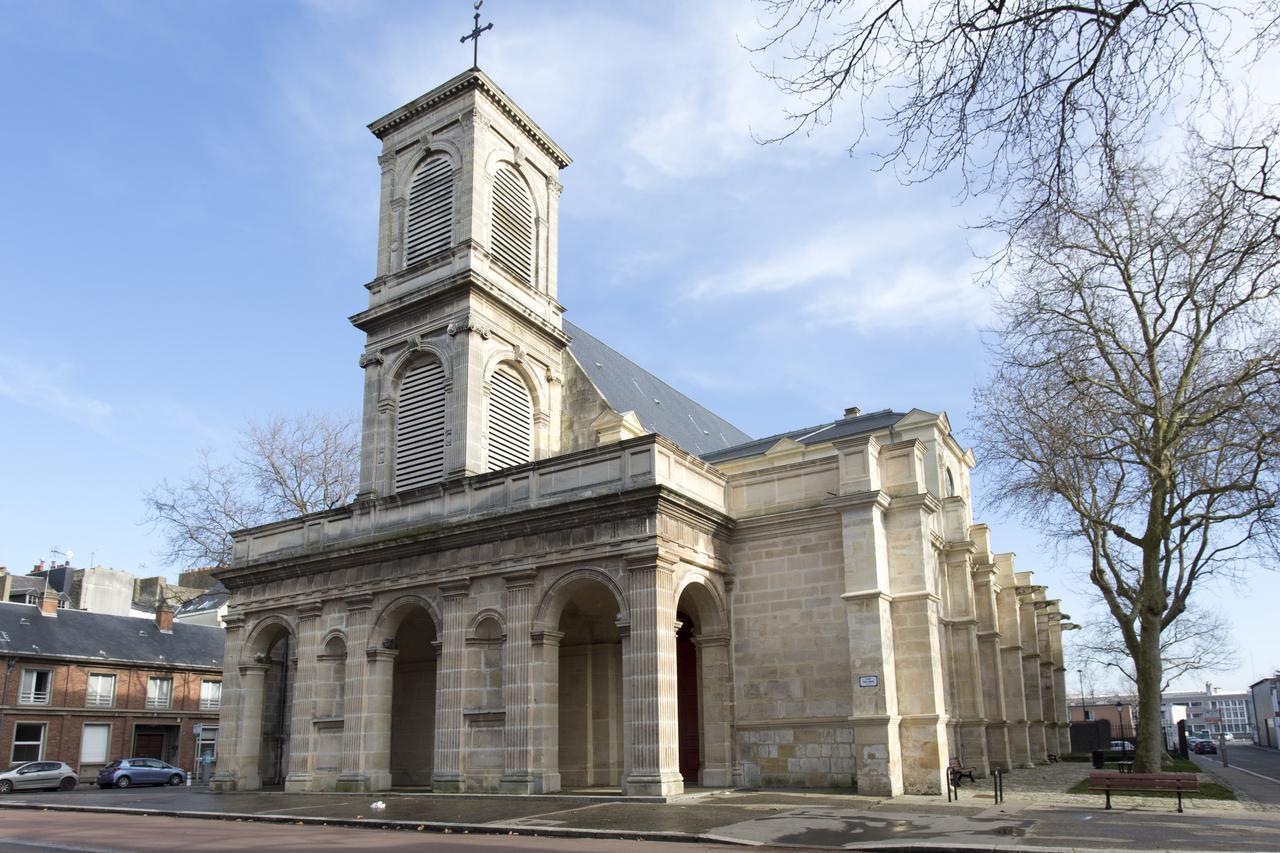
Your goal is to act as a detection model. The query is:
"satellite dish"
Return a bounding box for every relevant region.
[65,549,74,560]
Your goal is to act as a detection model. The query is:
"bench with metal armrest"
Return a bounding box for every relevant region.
[1086,771,1199,813]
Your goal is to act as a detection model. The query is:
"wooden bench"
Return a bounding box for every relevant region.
[948,757,976,785]
[1087,771,1199,813]
[1046,752,1059,763]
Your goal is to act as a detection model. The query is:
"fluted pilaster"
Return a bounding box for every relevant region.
[500,571,536,793]
[211,615,246,792]
[622,553,683,796]
[285,601,324,791]
[433,578,471,792]
[337,594,374,791]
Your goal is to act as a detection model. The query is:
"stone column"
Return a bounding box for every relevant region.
[362,646,399,791]
[285,601,324,792]
[622,553,683,797]
[695,632,734,787]
[529,628,563,792]
[432,578,471,792]
[211,614,246,792]
[500,571,536,793]
[1017,575,1047,762]
[233,663,269,790]
[337,594,374,791]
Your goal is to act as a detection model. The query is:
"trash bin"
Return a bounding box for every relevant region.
[1091,749,1105,769]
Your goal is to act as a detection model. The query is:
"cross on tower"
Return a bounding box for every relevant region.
[460,1,493,69]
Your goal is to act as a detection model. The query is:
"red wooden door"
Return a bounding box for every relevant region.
[676,618,700,784]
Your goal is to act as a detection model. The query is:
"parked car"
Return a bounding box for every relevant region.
[1192,739,1218,754]
[0,761,78,793]
[1108,740,1133,751]
[96,759,187,789]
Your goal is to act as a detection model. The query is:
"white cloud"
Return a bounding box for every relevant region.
[0,354,112,427]
[685,217,993,332]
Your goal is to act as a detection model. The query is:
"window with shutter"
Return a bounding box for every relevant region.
[491,167,534,285]
[395,359,448,491]
[486,366,533,471]
[404,155,453,267]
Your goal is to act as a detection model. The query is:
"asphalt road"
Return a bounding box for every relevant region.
[0,810,737,853]
[1208,744,1280,782]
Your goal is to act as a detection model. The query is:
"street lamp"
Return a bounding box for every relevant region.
[1115,701,1129,759]
[1078,670,1086,718]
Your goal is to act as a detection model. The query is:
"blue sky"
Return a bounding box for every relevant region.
[0,0,1272,693]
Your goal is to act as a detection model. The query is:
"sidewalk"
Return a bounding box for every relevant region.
[3,773,1280,851]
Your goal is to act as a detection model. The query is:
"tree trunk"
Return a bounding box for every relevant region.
[1134,611,1165,773]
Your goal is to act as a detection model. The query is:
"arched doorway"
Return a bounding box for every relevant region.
[675,612,700,784]
[556,578,625,789]
[390,606,438,787]
[674,579,733,788]
[255,623,295,788]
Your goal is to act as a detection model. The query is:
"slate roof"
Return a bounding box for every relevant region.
[175,582,229,618]
[0,602,223,669]
[564,320,752,456]
[700,408,909,464]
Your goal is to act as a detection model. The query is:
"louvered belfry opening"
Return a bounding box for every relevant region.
[486,365,533,472]
[404,155,453,267]
[394,359,447,491]
[491,166,534,285]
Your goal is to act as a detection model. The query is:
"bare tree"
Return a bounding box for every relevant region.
[1076,608,1238,692]
[973,127,1280,771]
[750,0,1268,212]
[144,413,358,569]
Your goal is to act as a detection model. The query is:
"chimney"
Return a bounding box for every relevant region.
[39,585,59,616]
[155,601,174,633]
[843,406,862,419]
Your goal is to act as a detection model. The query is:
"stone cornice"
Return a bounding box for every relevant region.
[367,68,572,169]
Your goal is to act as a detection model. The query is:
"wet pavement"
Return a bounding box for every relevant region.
[4,784,1280,849]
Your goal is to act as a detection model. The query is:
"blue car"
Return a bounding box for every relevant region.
[96,758,186,789]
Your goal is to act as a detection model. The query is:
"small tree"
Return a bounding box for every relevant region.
[144,413,358,569]
[974,128,1280,772]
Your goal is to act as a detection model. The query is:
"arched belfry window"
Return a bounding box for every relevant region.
[404,155,453,267]
[491,166,534,285]
[395,359,447,491]
[486,365,533,472]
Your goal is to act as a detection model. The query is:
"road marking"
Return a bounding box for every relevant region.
[1203,756,1280,785]
[0,839,119,853]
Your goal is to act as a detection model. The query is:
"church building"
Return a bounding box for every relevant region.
[211,66,1070,798]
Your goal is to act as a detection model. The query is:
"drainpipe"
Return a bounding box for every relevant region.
[0,656,16,747]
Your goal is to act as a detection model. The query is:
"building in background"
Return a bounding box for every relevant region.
[0,596,224,780]
[1068,695,1138,741]
[0,563,208,619]
[1161,683,1253,741]
[1251,676,1280,748]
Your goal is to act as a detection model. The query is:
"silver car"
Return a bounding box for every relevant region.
[0,761,78,793]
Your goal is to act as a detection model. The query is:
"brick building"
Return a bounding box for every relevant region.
[0,592,224,780]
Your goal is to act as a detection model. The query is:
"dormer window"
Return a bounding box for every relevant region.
[491,166,534,285]
[404,155,453,267]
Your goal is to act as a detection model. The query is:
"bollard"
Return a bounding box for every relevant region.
[992,767,1004,804]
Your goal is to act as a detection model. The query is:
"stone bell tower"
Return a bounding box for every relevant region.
[351,69,572,498]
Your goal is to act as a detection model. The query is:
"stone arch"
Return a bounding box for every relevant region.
[482,151,547,215]
[480,348,545,414]
[370,593,442,648]
[384,340,454,401]
[481,352,545,468]
[243,614,297,664]
[536,568,630,790]
[673,571,730,636]
[240,614,297,789]
[466,608,507,641]
[534,567,630,633]
[393,140,464,194]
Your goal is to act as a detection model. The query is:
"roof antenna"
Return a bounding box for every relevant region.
[460,1,493,70]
